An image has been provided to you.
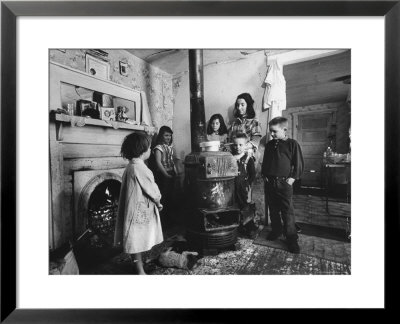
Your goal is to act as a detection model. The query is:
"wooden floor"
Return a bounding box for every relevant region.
[294,194,350,229]
[82,193,351,275]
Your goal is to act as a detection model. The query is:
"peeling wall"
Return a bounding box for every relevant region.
[49,49,174,129]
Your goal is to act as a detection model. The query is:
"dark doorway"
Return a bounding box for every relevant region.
[296,112,333,187]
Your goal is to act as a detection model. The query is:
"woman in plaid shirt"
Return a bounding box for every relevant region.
[229,93,262,156]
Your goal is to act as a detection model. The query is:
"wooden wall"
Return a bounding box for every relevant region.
[285,50,351,108]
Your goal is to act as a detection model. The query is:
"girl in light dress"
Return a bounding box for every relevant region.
[114,132,163,275]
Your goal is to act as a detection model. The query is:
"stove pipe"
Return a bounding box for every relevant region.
[188,49,207,152]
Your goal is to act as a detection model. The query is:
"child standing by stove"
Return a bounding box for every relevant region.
[261,117,304,253]
[206,113,229,144]
[152,126,177,227]
[232,132,258,238]
[114,132,163,275]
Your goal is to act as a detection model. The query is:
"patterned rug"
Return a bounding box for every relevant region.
[145,234,350,275]
[83,233,350,275]
[145,237,256,275]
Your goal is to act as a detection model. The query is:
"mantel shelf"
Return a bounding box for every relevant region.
[52,112,156,141]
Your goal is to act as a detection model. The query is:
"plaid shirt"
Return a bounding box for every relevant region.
[153,144,175,172]
[229,117,262,149]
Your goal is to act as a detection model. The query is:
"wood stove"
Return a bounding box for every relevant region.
[184,50,240,254]
[185,151,240,254]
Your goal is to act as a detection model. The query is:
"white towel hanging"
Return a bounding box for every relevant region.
[263,59,287,119]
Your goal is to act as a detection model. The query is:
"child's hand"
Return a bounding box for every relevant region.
[157,204,163,211]
[286,177,295,186]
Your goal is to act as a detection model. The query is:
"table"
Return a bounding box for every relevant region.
[323,162,351,213]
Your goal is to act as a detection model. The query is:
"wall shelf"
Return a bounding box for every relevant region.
[52,112,156,141]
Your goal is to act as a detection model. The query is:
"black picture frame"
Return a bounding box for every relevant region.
[1,0,399,321]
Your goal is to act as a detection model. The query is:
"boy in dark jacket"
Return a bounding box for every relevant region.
[261,117,304,253]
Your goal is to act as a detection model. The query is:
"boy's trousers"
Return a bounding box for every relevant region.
[265,177,298,241]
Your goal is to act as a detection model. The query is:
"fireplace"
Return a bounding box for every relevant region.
[48,116,155,250]
[73,169,124,244]
[87,180,120,245]
[49,62,157,250]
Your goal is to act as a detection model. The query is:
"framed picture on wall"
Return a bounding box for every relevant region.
[100,107,116,121]
[85,54,110,80]
[119,61,128,76]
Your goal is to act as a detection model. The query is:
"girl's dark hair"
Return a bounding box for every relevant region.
[155,125,173,145]
[206,114,228,135]
[120,132,151,160]
[233,93,256,119]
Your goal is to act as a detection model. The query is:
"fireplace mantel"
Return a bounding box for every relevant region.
[50,61,154,127]
[52,112,156,141]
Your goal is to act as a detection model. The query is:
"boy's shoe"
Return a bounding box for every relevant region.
[266,231,281,241]
[287,240,300,254]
